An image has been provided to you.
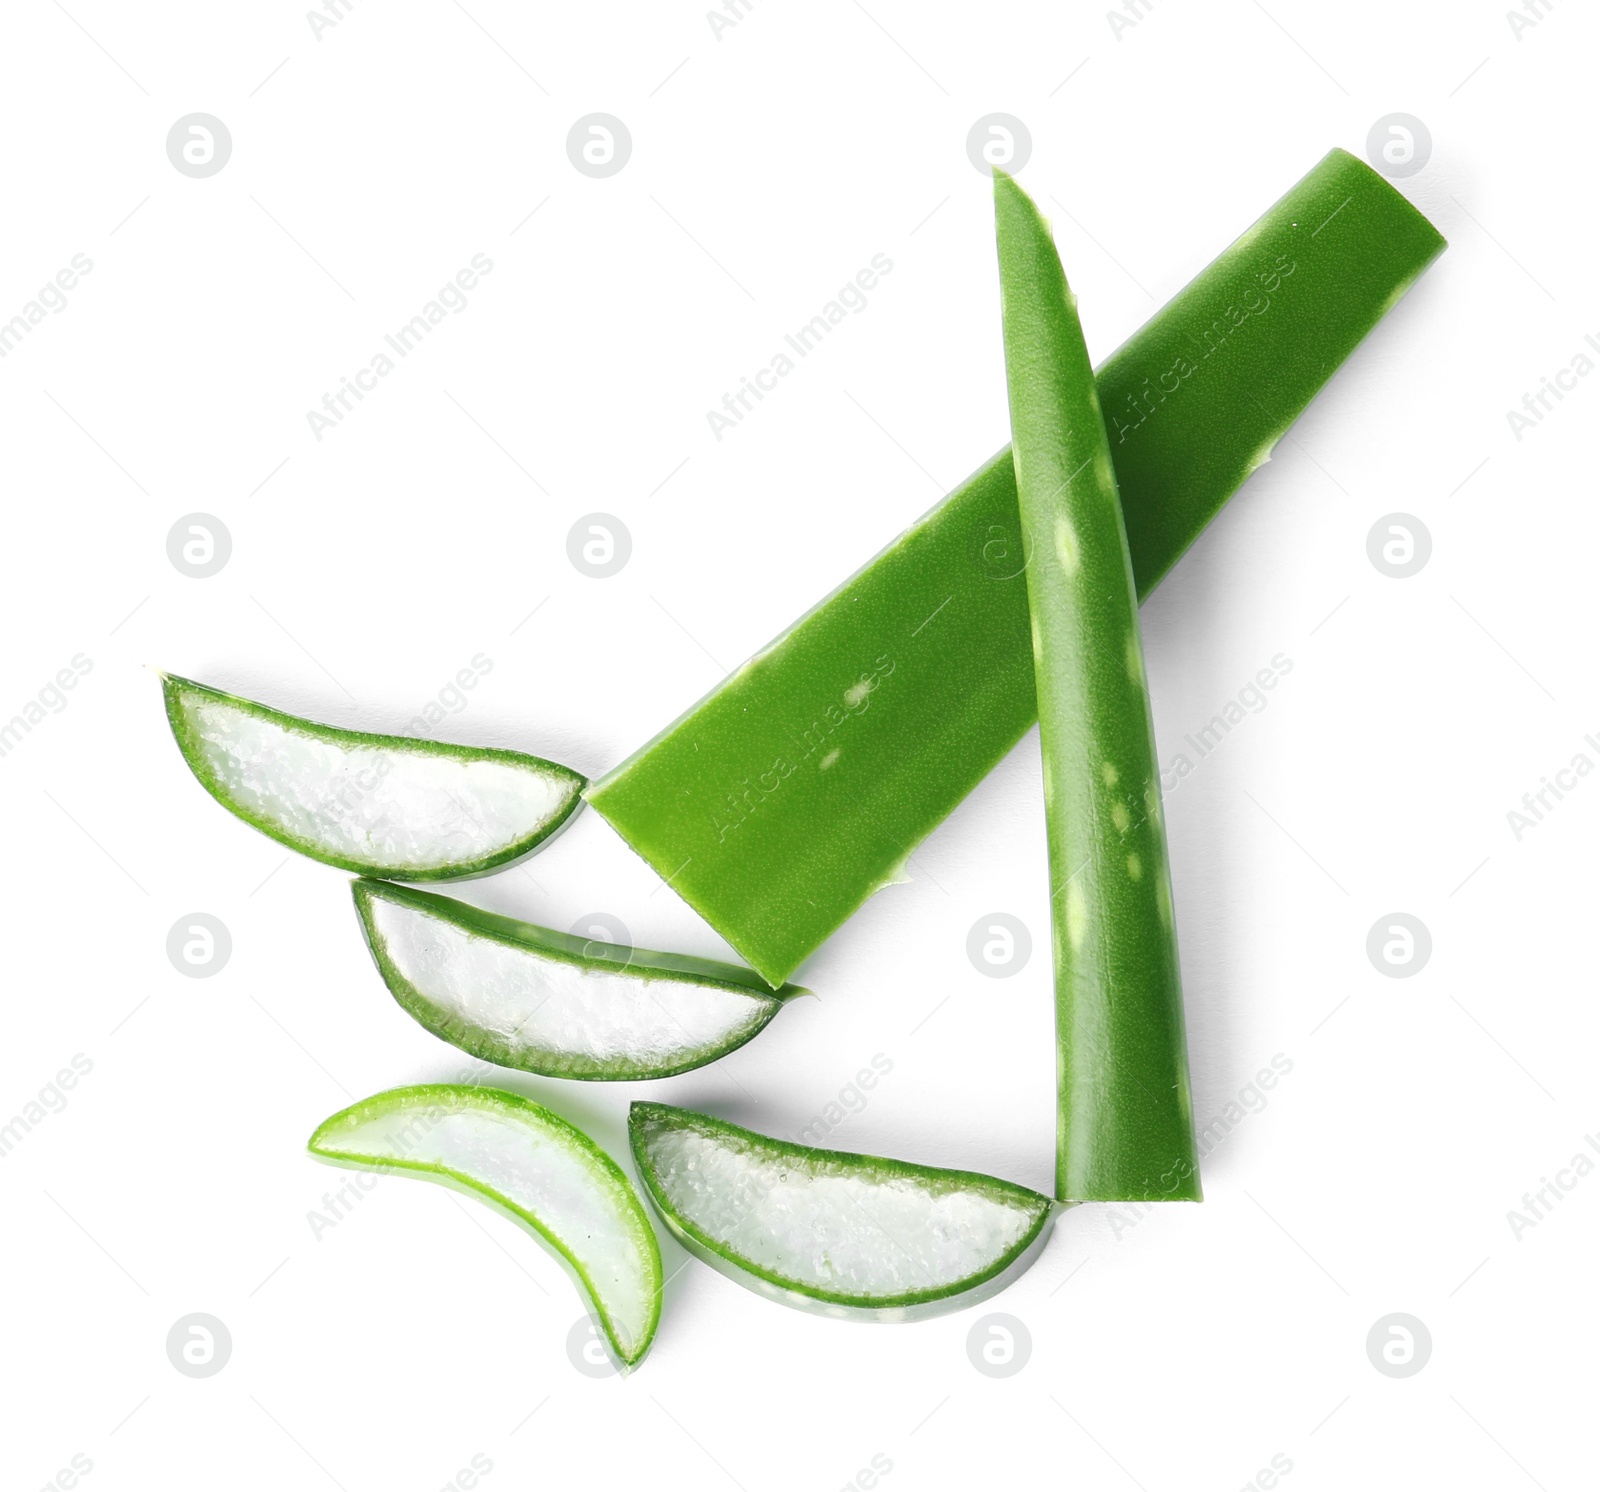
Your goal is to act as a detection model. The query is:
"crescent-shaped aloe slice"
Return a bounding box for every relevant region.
[309,1085,662,1367]
[162,674,584,879]
[995,171,1198,1203]
[352,879,801,1079]
[628,1103,1056,1321]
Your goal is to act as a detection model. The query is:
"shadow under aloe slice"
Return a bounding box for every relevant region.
[587,147,1447,989]
[354,879,803,1080]
[629,1102,1057,1321]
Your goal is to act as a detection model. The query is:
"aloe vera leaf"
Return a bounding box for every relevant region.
[309,1085,663,1367]
[994,171,1197,1203]
[163,674,584,879]
[587,148,1446,988]
[353,879,801,1080]
[628,1102,1056,1321]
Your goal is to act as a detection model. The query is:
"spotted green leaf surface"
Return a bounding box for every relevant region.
[995,171,1198,1204]
[353,879,801,1080]
[629,1103,1056,1321]
[309,1085,663,1367]
[587,148,1446,988]
[163,674,584,879]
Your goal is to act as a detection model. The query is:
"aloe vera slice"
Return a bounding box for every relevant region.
[588,148,1446,988]
[629,1103,1056,1321]
[163,674,584,879]
[353,879,800,1080]
[309,1085,662,1367]
[995,171,1198,1204]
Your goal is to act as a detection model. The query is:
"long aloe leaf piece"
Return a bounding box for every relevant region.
[629,1102,1056,1321]
[994,171,1197,1203]
[353,879,801,1080]
[309,1085,663,1367]
[587,148,1446,988]
[163,674,584,879]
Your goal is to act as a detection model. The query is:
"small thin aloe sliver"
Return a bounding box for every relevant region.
[994,171,1199,1204]
[163,674,584,880]
[629,1102,1056,1321]
[353,879,802,1080]
[309,1085,664,1368]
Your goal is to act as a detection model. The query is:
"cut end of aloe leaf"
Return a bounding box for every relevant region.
[353,880,798,1080]
[629,1103,1055,1322]
[163,675,584,880]
[309,1085,662,1367]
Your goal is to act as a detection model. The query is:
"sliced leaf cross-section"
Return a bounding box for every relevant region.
[164,674,584,879]
[629,1103,1056,1321]
[309,1085,663,1367]
[354,879,800,1080]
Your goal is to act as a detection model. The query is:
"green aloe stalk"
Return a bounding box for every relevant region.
[586,148,1445,989]
[994,170,1196,1203]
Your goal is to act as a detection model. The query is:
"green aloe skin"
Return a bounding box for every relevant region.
[310,1085,663,1368]
[629,1103,1056,1321]
[588,148,1446,989]
[352,878,802,1080]
[995,171,1197,1203]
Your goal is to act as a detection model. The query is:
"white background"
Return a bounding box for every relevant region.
[2,1,1596,1489]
